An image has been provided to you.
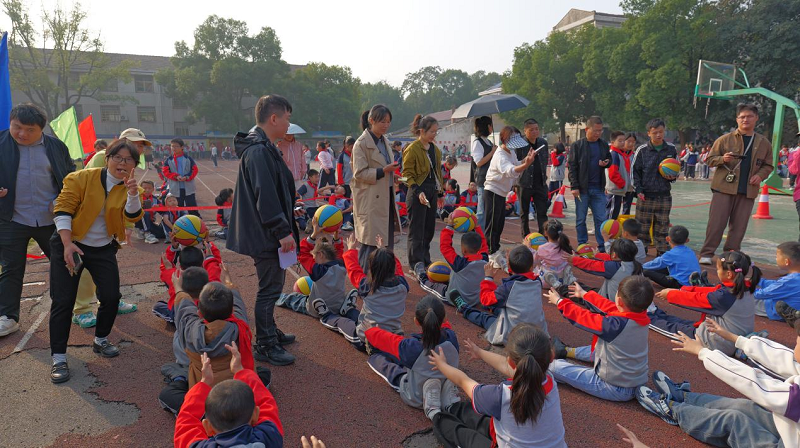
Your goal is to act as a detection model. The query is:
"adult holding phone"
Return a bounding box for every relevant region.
[351,104,399,271]
[403,114,443,274]
[568,116,611,249]
[49,139,143,383]
[698,103,773,264]
[515,118,550,237]
[483,127,536,254]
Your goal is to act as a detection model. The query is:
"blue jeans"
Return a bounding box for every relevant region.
[476,187,486,228]
[463,306,496,330]
[575,187,607,247]
[673,392,783,448]
[549,346,634,401]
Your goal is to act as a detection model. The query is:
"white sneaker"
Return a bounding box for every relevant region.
[0,315,20,337]
[423,378,442,420]
[699,257,713,265]
[144,233,159,244]
[441,379,461,409]
[134,229,145,240]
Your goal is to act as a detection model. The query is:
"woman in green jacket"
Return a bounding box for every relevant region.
[402,114,443,274]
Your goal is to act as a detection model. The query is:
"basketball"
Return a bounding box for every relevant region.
[294,276,313,295]
[658,158,681,178]
[314,204,343,232]
[451,207,477,232]
[524,232,548,250]
[576,243,595,258]
[426,261,451,283]
[172,215,208,247]
[601,219,622,239]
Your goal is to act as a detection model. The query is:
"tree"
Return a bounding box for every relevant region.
[156,15,289,133]
[359,81,412,129]
[287,63,361,135]
[470,70,503,94]
[4,0,135,120]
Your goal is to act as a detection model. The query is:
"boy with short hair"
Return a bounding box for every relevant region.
[459,182,479,212]
[296,169,334,233]
[755,241,800,323]
[546,276,653,401]
[456,245,546,346]
[160,270,255,415]
[604,218,646,263]
[135,180,165,244]
[642,225,700,288]
[328,184,354,231]
[152,241,222,323]
[174,342,282,448]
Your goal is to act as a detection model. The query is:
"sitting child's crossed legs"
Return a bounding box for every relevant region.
[648,308,697,337]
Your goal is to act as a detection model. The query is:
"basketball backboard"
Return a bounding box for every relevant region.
[695,60,737,99]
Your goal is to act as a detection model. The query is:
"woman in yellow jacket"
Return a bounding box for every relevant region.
[48,139,143,384]
[402,114,443,273]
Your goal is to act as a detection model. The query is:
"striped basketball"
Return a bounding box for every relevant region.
[524,232,548,250]
[575,243,595,258]
[601,219,622,239]
[172,215,208,247]
[426,261,451,283]
[658,158,681,178]
[294,276,313,295]
[314,204,343,232]
[451,207,477,232]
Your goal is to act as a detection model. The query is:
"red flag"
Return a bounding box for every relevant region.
[78,115,96,154]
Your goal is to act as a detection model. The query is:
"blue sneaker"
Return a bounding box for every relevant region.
[636,386,678,426]
[652,371,690,403]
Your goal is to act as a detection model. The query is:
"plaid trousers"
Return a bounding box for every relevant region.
[635,194,672,255]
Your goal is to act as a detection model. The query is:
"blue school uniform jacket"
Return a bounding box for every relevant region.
[642,245,700,286]
[755,273,800,321]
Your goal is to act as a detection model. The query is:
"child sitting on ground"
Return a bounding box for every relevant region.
[174,342,282,448]
[365,296,461,412]
[276,220,362,349]
[159,269,255,415]
[546,276,653,402]
[642,225,700,288]
[438,179,460,220]
[571,238,643,301]
[754,241,800,324]
[135,180,165,244]
[328,185,354,231]
[153,240,222,323]
[414,217,488,306]
[459,182,479,212]
[636,319,800,448]
[648,250,760,356]
[214,188,233,240]
[603,218,646,264]
[343,234,408,343]
[534,219,576,289]
[160,194,186,240]
[455,245,547,346]
[296,169,334,233]
[427,323,567,448]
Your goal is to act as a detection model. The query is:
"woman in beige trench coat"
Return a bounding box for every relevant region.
[351,104,401,270]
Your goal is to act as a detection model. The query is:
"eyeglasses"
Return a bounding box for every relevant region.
[110,155,136,165]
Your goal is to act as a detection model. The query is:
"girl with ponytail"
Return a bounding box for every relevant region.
[428,323,566,448]
[650,250,761,356]
[363,296,460,412]
[534,219,577,289]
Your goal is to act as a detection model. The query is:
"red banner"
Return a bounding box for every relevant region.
[78,115,97,154]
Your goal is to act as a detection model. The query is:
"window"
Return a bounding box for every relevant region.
[134,75,154,93]
[68,72,82,87]
[101,105,121,122]
[172,97,187,108]
[103,78,118,92]
[174,122,189,136]
[137,106,156,123]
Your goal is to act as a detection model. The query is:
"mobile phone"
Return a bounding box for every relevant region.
[72,252,83,272]
[732,154,746,159]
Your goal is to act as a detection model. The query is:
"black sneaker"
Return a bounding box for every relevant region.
[552,337,569,359]
[453,296,468,314]
[689,272,702,287]
[412,262,427,282]
[776,301,800,327]
[254,343,296,366]
[51,362,71,384]
[256,366,272,388]
[93,340,120,358]
[699,270,711,287]
[276,328,296,345]
[446,290,462,308]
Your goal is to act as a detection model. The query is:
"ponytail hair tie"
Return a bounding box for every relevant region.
[734,268,743,273]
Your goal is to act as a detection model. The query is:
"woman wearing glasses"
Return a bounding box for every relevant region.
[403,114,443,275]
[48,139,144,384]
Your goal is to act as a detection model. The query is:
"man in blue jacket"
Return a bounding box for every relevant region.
[0,103,75,337]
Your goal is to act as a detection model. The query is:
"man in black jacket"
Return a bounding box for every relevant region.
[567,116,611,248]
[631,118,678,255]
[514,118,550,237]
[0,104,75,337]
[227,95,299,366]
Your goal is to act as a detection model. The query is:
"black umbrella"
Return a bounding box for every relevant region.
[450,94,531,119]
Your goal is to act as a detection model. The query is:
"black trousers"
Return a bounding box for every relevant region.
[433,402,493,448]
[483,190,508,254]
[178,189,200,217]
[644,267,683,289]
[407,184,438,266]
[0,221,54,322]
[319,169,336,189]
[253,256,285,347]
[519,183,549,237]
[609,192,635,219]
[49,236,121,355]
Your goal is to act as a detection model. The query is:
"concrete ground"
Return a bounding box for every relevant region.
[2,160,797,448]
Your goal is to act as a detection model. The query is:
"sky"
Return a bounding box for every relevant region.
[1,0,624,87]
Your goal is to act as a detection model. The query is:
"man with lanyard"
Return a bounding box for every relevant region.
[699,103,773,264]
[276,131,305,191]
[162,138,200,217]
[514,118,550,237]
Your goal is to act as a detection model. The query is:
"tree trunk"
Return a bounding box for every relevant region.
[678,129,688,148]
[560,121,567,144]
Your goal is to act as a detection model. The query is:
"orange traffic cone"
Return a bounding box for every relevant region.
[752,185,773,219]
[549,186,567,218]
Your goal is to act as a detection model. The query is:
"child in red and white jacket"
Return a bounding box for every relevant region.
[605,131,633,219]
[152,240,221,323]
[174,343,283,448]
[214,188,233,240]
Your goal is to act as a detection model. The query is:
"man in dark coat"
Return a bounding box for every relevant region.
[514,118,550,236]
[567,116,611,249]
